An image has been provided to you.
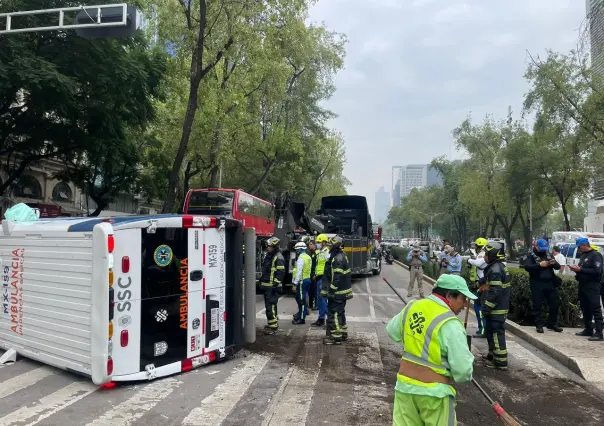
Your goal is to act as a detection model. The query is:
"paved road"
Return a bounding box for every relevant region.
[0,264,603,425]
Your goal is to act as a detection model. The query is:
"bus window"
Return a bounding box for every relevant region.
[254,198,270,219]
[238,193,253,214]
[186,191,234,215]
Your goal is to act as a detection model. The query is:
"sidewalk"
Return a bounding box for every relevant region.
[504,323,604,391]
[392,260,604,392]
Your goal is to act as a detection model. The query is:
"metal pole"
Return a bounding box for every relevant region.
[243,227,256,344]
[218,162,222,187]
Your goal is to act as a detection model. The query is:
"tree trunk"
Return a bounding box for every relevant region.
[560,197,571,231]
[208,127,221,187]
[88,204,107,217]
[489,215,497,237]
[248,156,276,195]
[163,1,232,213]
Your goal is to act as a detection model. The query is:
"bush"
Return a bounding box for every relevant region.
[390,247,581,327]
[507,268,581,327]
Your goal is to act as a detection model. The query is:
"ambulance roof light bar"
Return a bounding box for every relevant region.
[0,3,128,35]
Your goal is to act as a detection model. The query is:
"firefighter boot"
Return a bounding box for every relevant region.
[311,318,325,327]
[323,336,342,345]
[263,325,278,335]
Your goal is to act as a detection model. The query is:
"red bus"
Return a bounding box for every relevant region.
[183,188,275,237]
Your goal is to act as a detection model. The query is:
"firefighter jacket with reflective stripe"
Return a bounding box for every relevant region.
[322,249,352,300]
[398,298,461,394]
[316,247,329,276]
[259,251,285,288]
[482,261,511,317]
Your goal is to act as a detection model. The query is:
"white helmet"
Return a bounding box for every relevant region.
[294,242,307,250]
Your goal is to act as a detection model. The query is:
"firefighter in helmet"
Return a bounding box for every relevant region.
[322,235,352,344]
[482,242,510,370]
[259,236,285,335]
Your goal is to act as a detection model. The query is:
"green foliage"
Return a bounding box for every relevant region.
[0,0,168,213]
[140,0,350,212]
[0,0,349,215]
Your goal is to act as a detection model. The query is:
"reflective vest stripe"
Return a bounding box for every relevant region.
[316,248,329,275]
[300,253,312,279]
[399,299,458,377]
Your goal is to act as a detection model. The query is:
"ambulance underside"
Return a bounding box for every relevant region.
[0,215,243,384]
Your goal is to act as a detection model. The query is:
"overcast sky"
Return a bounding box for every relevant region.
[308,0,587,218]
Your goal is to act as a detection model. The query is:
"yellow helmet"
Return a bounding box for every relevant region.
[316,234,329,243]
[475,238,488,247]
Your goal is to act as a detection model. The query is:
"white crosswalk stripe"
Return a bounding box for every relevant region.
[182,354,272,425]
[0,366,54,399]
[85,377,182,426]
[0,324,567,426]
[0,381,97,426]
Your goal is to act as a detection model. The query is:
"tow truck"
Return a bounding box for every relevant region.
[273,194,381,278]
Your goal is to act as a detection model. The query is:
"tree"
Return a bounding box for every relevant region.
[0,0,167,203]
[524,53,595,229]
[152,0,236,212]
[58,134,141,216]
[524,49,604,150]
[504,133,556,244]
[145,0,348,209]
[431,157,472,248]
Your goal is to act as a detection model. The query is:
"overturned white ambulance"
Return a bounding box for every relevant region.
[0,214,247,385]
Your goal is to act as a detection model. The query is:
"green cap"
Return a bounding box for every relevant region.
[435,274,477,300]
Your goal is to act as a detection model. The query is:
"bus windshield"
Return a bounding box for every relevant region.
[186,191,234,215]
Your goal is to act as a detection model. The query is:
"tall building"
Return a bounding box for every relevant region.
[400,164,428,197]
[392,166,403,207]
[374,187,390,223]
[587,1,604,210]
[392,164,443,204]
[588,0,604,76]
[393,181,401,207]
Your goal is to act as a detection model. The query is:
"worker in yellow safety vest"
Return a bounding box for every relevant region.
[386,274,476,425]
[292,241,312,324]
[311,234,331,327]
